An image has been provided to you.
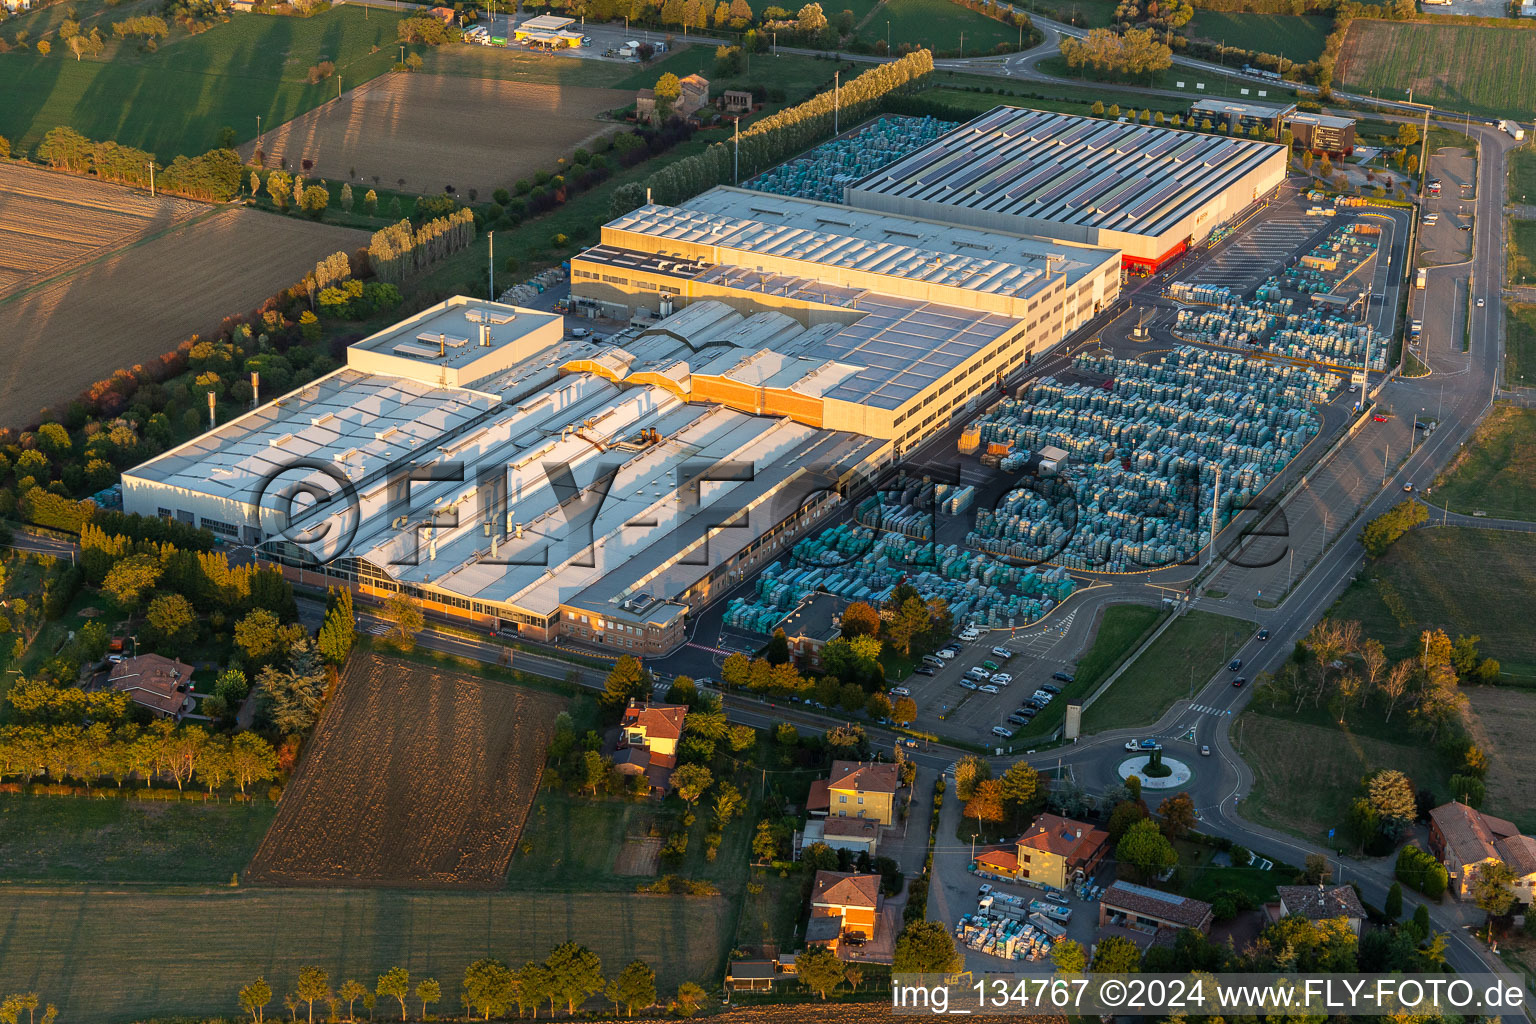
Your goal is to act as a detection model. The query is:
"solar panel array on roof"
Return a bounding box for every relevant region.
[848,105,1284,238]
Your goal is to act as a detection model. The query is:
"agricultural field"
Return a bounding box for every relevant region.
[0,887,732,1024]
[0,162,200,298]
[1328,527,1536,680]
[1185,11,1331,62]
[0,205,366,427]
[1511,142,1536,200]
[1431,403,1536,519]
[0,795,275,883]
[1464,687,1536,832]
[0,5,404,159]
[1336,21,1536,121]
[878,0,1021,53]
[1081,610,1256,732]
[242,76,630,198]
[1511,218,1536,286]
[246,652,566,888]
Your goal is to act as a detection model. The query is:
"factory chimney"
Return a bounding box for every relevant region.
[251,371,260,408]
[207,391,217,430]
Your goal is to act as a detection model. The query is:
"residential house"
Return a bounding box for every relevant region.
[1099,880,1214,936]
[721,89,754,115]
[1429,801,1536,902]
[724,961,781,992]
[427,5,456,22]
[774,593,844,671]
[228,0,256,10]
[798,815,880,858]
[614,700,687,793]
[636,73,710,124]
[1271,884,1366,935]
[0,0,33,11]
[807,760,900,826]
[108,654,197,720]
[809,869,893,961]
[976,813,1108,891]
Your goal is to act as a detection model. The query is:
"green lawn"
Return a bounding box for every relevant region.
[1328,527,1536,679]
[1002,604,1163,742]
[1511,218,1536,286]
[1037,54,1298,101]
[1337,20,1536,121]
[1233,705,1452,846]
[1431,403,1536,520]
[1082,610,1256,732]
[1185,11,1332,62]
[0,795,275,883]
[1509,304,1536,390]
[1175,839,1290,907]
[0,6,404,158]
[734,866,810,954]
[881,0,1022,55]
[1509,142,1536,203]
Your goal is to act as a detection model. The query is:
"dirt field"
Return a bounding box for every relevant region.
[246,652,565,888]
[0,162,201,297]
[243,75,630,198]
[615,837,662,876]
[1464,687,1536,831]
[0,887,733,1023]
[0,206,366,427]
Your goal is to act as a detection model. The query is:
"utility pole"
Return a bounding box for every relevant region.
[1208,465,1222,571]
[1382,442,1390,485]
[147,161,155,197]
[488,231,495,300]
[733,116,740,185]
[256,114,262,148]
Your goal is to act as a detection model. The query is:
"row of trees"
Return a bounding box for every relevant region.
[237,950,699,1022]
[0,718,280,793]
[367,211,478,287]
[35,127,245,201]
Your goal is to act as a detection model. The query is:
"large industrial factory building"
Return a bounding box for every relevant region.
[122,104,1284,654]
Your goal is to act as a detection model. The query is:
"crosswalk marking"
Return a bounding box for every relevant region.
[365,623,389,636]
[1189,703,1232,717]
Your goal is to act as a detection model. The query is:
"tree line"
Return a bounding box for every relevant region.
[234,949,706,1022]
[1059,26,1173,78]
[367,210,477,287]
[36,126,245,202]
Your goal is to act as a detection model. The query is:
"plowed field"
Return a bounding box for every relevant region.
[241,75,629,198]
[245,652,565,887]
[0,163,200,297]
[0,203,367,427]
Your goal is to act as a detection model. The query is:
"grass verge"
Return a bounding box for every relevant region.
[1430,402,1536,520]
[1508,303,1536,391]
[1081,610,1256,733]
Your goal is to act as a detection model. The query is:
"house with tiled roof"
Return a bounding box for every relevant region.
[1272,884,1366,934]
[808,869,892,961]
[1430,801,1536,903]
[108,654,197,720]
[813,759,901,826]
[972,813,1108,891]
[616,701,687,793]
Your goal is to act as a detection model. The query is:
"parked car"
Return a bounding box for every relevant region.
[982,660,999,672]
[914,666,936,676]
[936,649,956,660]
[960,680,979,691]
[1229,658,1242,671]
[979,684,1000,694]
[890,686,910,697]
[1015,707,1037,719]
[992,725,1015,739]
[968,668,992,681]
[1403,482,1415,492]
[1139,738,1161,751]
[1051,671,1074,683]
[1040,683,1061,694]
[991,673,1012,686]
[1008,713,1030,725]
[991,646,1012,659]
[923,654,944,666]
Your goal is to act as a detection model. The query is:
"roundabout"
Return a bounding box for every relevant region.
[1118,753,1191,790]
